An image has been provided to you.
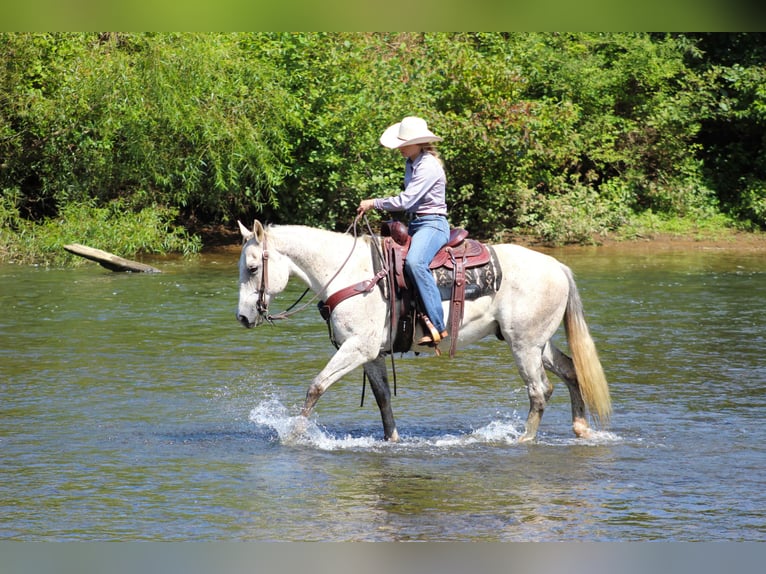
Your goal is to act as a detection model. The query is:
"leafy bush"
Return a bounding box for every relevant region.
[0,33,298,223]
[0,197,200,266]
[2,32,766,262]
[513,183,632,245]
[739,180,766,228]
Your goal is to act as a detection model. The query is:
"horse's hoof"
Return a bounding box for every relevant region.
[385,429,400,443]
[281,416,309,444]
[518,433,536,444]
[573,418,593,439]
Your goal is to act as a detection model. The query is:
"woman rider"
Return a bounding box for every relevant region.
[357,116,450,346]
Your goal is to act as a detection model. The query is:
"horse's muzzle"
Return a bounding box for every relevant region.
[237,314,255,328]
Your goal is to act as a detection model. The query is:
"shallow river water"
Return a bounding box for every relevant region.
[1,242,764,541]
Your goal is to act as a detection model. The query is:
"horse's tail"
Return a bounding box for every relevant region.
[562,265,612,426]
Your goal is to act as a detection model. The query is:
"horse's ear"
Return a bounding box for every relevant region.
[253,220,265,244]
[238,220,254,242]
[238,220,265,244]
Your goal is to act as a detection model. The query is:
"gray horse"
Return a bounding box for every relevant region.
[237,220,611,443]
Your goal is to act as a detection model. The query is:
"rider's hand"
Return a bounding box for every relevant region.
[357,199,375,215]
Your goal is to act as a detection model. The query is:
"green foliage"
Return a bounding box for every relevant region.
[514,183,633,245]
[739,180,766,229]
[687,35,766,228]
[1,32,766,264]
[617,209,739,241]
[0,196,200,266]
[0,33,298,222]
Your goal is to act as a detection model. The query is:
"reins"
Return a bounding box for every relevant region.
[255,213,369,323]
[251,214,399,404]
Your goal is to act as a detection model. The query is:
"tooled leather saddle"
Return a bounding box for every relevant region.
[318,220,502,358]
[378,220,502,357]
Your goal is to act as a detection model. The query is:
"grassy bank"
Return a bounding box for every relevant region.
[0,201,201,266]
[2,200,763,267]
[502,210,766,249]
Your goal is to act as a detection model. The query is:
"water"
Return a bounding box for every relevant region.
[1,243,764,541]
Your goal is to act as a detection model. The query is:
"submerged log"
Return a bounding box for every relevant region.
[63,244,161,273]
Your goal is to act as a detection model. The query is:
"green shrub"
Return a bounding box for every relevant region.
[739,181,766,228]
[0,198,201,266]
[2,33,765,248]
[514,184,631,245]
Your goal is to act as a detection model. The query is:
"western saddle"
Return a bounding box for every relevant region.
[319,220,499,358]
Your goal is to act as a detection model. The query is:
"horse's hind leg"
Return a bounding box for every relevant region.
[542,341,592,438]
[513,345,552,443]
[363,355,399,442]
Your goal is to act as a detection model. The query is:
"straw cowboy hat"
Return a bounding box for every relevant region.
[379,116,442,149]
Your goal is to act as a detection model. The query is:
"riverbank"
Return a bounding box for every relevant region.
[200,223,766,255]
[566,229,766,253]
[5,220,760,266]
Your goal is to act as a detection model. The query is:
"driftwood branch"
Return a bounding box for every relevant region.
[63,244,161,273]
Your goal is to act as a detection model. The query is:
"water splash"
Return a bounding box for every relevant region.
[248,398,625,451]
[249,398,556,451]
[249,398,623,451]
[471,419,526,443]
[540,428,624,446]
[248,397,379,451]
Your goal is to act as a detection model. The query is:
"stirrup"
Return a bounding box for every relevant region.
[417,315,447,346]
[417,330,447,357]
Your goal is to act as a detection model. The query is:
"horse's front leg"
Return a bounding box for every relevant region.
[363,355,399,442]
[300,338,374,419]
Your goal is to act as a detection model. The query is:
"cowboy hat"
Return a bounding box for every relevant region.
[379,116,442,149]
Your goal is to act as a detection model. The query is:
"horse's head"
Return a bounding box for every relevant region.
[236,220,271,328]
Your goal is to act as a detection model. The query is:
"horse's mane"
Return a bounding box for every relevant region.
[267,223,347,238]
[267,223,360,243]
[266,223,371,261]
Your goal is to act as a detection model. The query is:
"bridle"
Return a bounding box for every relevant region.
[248,214,379,324]
[254,232,270,319]
[251,231,311,324]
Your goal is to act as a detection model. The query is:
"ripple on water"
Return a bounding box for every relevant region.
[248,397,624,453]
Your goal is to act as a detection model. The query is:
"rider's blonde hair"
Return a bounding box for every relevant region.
[420,143,444,166]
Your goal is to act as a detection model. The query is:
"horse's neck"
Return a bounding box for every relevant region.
[267,225,369,291]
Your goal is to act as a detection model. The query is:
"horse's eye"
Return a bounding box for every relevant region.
[248,265,259,275]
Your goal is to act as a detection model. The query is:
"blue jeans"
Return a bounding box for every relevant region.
[405,215,450,333]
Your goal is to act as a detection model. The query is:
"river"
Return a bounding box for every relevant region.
[1,241,764,541]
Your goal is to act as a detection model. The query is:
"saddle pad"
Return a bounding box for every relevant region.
[432,245,503,301]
